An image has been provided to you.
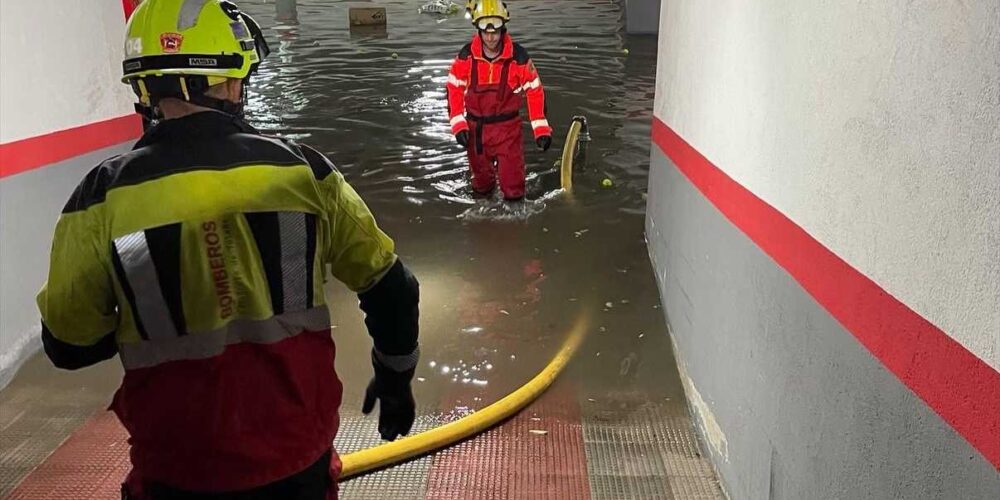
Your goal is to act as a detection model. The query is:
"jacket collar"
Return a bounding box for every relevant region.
[134,111,259,149]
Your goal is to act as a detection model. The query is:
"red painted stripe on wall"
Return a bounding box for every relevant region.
[0,114,142,179]
[651,118,1000,469]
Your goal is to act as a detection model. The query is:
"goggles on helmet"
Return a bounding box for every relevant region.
[476,16,505,32]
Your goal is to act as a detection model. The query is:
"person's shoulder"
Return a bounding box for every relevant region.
[511,42,530,64]
[61,153,133,214]
[276,138,340,181]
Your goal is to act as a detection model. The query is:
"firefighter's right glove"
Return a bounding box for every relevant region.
[536,135,552,152]
[362,348,418,441]
[455,130,470,149]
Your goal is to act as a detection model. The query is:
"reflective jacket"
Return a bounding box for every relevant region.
[446,33,552,140]
[36,110,419,492]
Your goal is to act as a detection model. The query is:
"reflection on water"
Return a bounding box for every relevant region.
[236,0,677,417]
[240,0,655,218]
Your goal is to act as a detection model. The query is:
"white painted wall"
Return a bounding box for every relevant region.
[654,0,1000,370]
[0,0,134,143]
[0,0,135,387]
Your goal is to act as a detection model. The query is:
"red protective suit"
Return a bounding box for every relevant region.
[446,33,551,200]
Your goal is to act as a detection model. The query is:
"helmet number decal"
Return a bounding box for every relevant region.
[126,37,143,56]
[160,33,184,53]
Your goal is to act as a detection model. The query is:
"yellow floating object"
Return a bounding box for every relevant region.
[602,178,613,188]
[560,119,583,193]
[339,313,590,480]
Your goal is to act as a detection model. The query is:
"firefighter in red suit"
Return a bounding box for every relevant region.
[446,0,552,201]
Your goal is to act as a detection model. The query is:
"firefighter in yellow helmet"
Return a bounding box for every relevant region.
[37,1,420,498]
[446,0,552,201]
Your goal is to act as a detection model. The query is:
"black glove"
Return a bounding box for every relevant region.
[362,349,417,441]
[536,135,552,152]
[455,130,470,149]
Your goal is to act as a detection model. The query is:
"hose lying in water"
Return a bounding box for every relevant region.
[339,312,590,480]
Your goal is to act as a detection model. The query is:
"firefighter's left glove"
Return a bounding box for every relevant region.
[536,135,552,152]
[455,130,470,149]
[362,348,419,441]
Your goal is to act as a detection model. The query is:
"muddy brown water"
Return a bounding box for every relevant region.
[236,0,682,417]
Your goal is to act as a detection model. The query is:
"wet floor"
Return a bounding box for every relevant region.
[1,1,723,498]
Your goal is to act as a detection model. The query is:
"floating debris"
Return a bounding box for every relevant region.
[574,229,590,238]
[529,429,549,436]
[605,302,614,308]
[500,309,510,315]
[441,365,451,374]
[429,361,437,368]
[417,377,427,382]
[602,178,613,188]
[418,0,460,15]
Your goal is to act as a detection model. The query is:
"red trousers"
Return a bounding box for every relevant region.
[467,117,525,200]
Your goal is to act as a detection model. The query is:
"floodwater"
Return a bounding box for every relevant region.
[236,0,680,413]
[0,0,710,496]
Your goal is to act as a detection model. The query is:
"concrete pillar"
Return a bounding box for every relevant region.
[625,0,660,34]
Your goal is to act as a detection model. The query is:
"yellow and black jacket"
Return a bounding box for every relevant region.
[36,110,418,491]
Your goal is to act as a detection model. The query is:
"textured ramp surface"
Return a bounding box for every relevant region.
[582,392,724,500]
[3,387,723,500]
[5,412,129,500]
[335,409,442,500]
[422,385,591,500]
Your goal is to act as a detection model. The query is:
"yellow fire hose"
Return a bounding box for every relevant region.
[560,120,583,193]
[339,313,590,480]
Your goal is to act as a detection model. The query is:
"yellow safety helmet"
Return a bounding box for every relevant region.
[122,0,269,111]
[469,0,509,32]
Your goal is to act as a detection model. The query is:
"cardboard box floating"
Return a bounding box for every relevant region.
[349,5,387,26]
